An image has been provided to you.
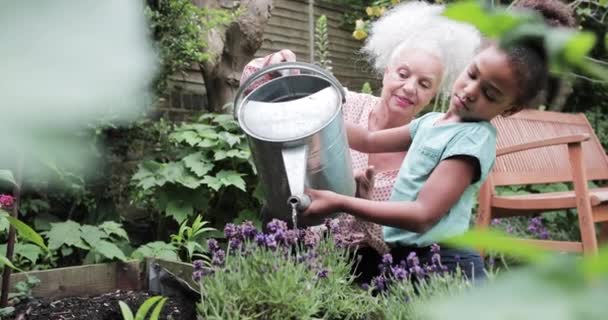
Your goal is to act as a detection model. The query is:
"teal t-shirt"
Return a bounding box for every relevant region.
[383,112,497,247]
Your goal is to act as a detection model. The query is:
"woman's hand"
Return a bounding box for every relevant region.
[302,189,342,218]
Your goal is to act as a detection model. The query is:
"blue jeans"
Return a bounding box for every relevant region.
[352,244,486,284]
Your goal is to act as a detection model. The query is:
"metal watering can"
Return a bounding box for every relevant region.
[233,62,356,227]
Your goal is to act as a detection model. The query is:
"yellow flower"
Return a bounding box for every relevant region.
[373,6,383,17]
[352,29,368,40]
[378,7,386,16]
[355,19,366,30]
[391,0,401,4]
[366,6,374,17]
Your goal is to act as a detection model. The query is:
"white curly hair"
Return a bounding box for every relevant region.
[362,1,481,100]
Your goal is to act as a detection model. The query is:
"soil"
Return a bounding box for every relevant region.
[8,290,198,320]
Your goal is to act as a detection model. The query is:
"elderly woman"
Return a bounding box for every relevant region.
[240,2,480,255]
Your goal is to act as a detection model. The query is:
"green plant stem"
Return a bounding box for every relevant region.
[1,156,23,307]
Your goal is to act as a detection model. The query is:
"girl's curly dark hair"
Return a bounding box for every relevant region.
[512,0,576,28]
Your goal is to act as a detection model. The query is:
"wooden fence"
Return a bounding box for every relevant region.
[163,0,380,117]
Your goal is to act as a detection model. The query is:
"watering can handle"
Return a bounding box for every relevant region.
[233,62,346,120]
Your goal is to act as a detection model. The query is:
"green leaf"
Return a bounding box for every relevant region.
[118,301,134,320]
[201,176,222,191]
[197,139,218,148]
[80,225,106,247]
[131,241,178,261]
[444,229,550,262]
[166,200,193,224]
[175,174,203,189]
[6,216,48,251]
[562,31,596,65]
[0,211,9,233]
[183,152,214,177]
[94,240,128,262]
[149,297,167,320]
[218,131,242,147]
[217,170,246,191]
[99,221,129,240]
[443,2,522,37]
[14,243,43,264]
[158,162,187,184]
[0,255,21,272]
[169,130,201,146]
[47,220,89,251]
[0,170,16,186]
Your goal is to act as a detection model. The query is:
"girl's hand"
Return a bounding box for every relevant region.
[302,189,342,218]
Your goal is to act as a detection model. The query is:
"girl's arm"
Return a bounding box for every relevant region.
[304,155,477,232]
[346,122,414,154]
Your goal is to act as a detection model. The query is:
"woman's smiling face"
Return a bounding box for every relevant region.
[380,48,444,120]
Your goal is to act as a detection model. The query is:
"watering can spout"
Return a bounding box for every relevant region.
[281,144,309,211]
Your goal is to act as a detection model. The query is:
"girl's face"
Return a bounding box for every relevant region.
[380,49,443,120]
[450,46,520,121]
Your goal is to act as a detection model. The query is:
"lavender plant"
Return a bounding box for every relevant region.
[193,219,381,320]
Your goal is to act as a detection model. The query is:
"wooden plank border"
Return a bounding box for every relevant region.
[9,260,143,299]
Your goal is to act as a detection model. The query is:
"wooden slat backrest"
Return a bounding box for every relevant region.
[491,109,608,186]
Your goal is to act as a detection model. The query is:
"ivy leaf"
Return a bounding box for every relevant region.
[169,130,201,146]
[0,170,16,186]
[99,221,129,240]
[216,170,246,191]
[166,200,193,224]
[183,152,214,177]
[80,225,107,247]
[131,241,178,261]
[93,240,128,262]
[47,220,89,251]
[197,139,218,148]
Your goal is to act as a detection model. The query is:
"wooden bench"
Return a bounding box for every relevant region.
[476,109,608,255]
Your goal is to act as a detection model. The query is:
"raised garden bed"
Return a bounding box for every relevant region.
[5,259,198,320]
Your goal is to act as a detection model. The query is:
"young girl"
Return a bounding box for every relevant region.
[302,42,549,280]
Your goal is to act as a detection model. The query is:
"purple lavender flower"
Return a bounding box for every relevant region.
[361,283,370,291]
[491,218,501,226]
[410,265,425,279]
[430,243,441,254]
[265,234,277,250]
[229,238,242,251]
[390,266,408,281]
[224,223,240,240]
[326,218,340,234]
[273,228,285,243]
[371,275,387,292]
[283,230,299,246]
[539,229,549,239]
[255,233,266,247]
[192,270,203,282]
[506,225,514,234]
[431,253,442,269]
[240,221,258,239]
[193,259,205,271]
[267,219,287,234]
[207,239,219,252]
[303,229,319,248]
[316,268,329,279]
[406,251,419,267]
[381,253,393,266]
[212,249,225,266]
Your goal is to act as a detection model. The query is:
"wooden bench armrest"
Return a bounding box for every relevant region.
[497,134,590,157]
